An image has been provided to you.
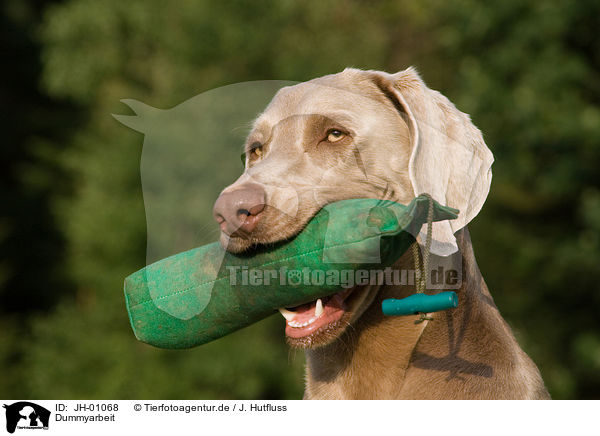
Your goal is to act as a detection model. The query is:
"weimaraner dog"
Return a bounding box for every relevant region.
[213,67,550,399]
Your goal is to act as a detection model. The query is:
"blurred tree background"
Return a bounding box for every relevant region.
[1,0,598,399]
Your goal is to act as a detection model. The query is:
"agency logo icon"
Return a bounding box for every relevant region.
[3,402,50,434]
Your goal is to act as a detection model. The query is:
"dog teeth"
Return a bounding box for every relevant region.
[281,299,323,328]
[287,317,317,328]
[314,298,324,317]
[278,307,296,321]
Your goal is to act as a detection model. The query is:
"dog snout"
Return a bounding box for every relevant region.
[213,183,266,236]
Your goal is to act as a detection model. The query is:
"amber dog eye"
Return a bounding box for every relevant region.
[326,129,345,142]
[249,141,263,158]
[241,141,263,168]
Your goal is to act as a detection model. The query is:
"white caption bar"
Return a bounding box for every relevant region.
[0,400,597,436]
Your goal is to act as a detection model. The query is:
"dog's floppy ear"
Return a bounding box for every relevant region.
[370,67,494,256]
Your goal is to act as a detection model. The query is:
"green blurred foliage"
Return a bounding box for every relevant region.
[1,0,598,399]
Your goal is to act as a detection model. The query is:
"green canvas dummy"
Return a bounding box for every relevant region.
[124,195,458,349]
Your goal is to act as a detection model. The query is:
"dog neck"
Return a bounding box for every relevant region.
[302,245,432,399]
[302,227,545,399]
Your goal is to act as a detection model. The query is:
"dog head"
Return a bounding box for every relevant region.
[213,67,493,348]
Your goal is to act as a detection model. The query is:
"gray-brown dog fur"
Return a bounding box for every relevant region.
[304,228,549,399]
[219,67,550,399]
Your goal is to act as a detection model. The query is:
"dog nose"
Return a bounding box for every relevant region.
[213,183,266,236]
